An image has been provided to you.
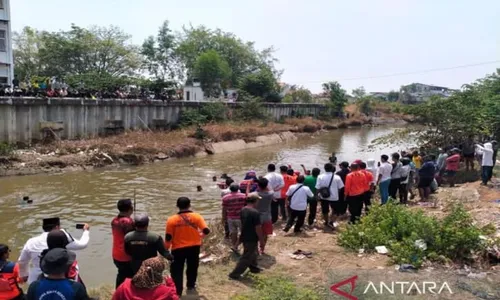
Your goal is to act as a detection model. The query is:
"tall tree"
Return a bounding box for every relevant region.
[282,86,313,103]
[387,90,399,102]
[194,50,231,97]
[322,81,348,113]
[176,25,279,86]
[238,68,280,102]
[12,27,43,79]
[352,86,366,99]
[141,20,184,82]
[13,24,140,79]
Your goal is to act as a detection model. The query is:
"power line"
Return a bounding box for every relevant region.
[298,60,500,84]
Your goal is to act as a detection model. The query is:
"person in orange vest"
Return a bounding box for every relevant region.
[0,244,24,300]
[344,163,368,224]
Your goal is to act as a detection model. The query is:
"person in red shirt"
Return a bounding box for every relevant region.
[344,163,367,224]
[222,184,247,253]
[112,257,178,300]
[359,162,375,213]
[444,149,461,187]
[111,199,135,288]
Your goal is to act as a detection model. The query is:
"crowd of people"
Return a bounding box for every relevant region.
[3,75,178,101]
[0,138,497,300]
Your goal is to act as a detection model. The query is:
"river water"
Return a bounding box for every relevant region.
[0,126,402,287]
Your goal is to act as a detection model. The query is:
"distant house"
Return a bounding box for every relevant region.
[400,83,457,103]
[369,92,389,101]
[182,79,238,101]
[183,79,204,101]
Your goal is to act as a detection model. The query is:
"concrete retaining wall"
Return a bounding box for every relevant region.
[0,97,326,143]
[210,132,298,154]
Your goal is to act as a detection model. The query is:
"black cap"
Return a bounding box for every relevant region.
[40,248,75,275]
[134,214,149,227]
[43,218,60,227]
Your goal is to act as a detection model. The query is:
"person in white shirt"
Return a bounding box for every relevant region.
[18,217,90,284]
[476,142,494,185]
[377,154,393,204]
[264,164,285,223]
[315,163,345,228]
[284,175,314,233]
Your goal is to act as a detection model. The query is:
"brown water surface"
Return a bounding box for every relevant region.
[0,126,402,286]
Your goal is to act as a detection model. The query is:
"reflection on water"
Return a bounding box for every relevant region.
[0,126,401,286]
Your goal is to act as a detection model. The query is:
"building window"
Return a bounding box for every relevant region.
[0,1,3,9]
[186,91,190,101]
[0,77,7,84]
[0,30,6,52]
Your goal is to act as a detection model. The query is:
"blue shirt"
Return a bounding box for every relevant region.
[27,278,88,300]
[419,161,436,179]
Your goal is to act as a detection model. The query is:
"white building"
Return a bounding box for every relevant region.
[183,80,204,101]
[0,0,12,86]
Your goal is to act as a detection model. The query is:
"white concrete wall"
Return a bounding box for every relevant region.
[183,86,204,101]
[0,98,327,143]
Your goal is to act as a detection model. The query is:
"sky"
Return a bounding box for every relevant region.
[10,0,500,94]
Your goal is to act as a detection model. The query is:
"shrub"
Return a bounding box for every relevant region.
[199,102,228,123]
[178,109,207,127]
[234,100,269,121]
[338,203,486,268]
[0,142,15,156]
[232,275,321,300]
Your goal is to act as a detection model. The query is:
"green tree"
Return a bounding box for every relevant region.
[13,27,43,79]
[238,68,280,102]
[176,25,279,86]
[352,86,366,99]
[193,50,231,97]
[141,20,184,82]
[37,24,140,77]
[387,90,399,102]
[322,81,348,114]
[282,86,313,103]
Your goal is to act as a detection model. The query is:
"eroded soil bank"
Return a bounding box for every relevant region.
[0,116,407,177]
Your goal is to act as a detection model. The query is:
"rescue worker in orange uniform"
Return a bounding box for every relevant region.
[0,244,24,300]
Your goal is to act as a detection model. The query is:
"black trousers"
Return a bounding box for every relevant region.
[389,178,402,201]
[229,242,259,277]
[338,188,348,215]
[170,245,201,296]
[271,198,287,223]
[113,259,134,288]
[285,209,307,232]
[307,197,318,225]
[363,191,373,212]
[400,183,408,204]
[347,194,364,224]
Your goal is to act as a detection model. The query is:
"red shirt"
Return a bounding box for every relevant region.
[446,154,461,171]
[222,192,246,219]
[111,215,135,262]
[281,174,297,199]
[112,277,179,300]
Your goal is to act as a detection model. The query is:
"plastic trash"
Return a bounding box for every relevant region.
[375,246,388,254]
[414,239,427,250]
[399,264,418,273]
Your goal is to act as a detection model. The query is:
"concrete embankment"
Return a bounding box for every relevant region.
[205,131,297,155]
